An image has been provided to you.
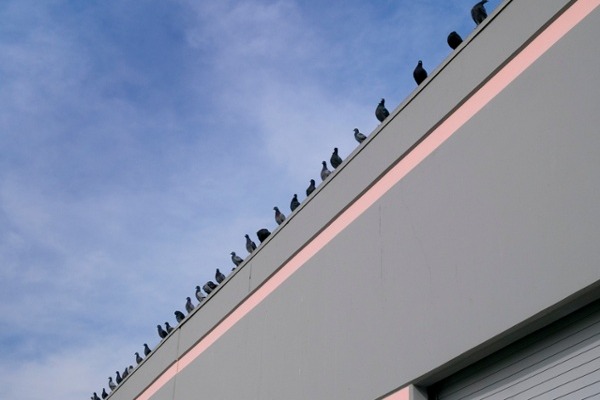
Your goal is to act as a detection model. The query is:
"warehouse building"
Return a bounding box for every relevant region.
[109,0,600,398]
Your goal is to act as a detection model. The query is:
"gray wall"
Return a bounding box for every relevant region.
[110,1,600,399]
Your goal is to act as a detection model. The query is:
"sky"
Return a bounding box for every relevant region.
[0,0,499,398]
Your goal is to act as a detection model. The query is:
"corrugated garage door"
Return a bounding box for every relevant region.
[430,300,600,400]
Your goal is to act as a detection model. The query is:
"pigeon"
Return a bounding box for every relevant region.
[413,60,427,85]
[185,297,195,313]
[214,268,225,284]
[128,365,134,373]
[290,194,300,212]
[108,377,116,390]
[447,31,463,49]
[122,366,129,379]
[231,251,244,267]
[157,324,168,339]
[203,281,217,295]
[165,322,174,333]
[320,161,331,181]
[274,206,286,225]
[175,310,186,322]
[375,98,390,122]
[115,371,122,385]
[135,352,143,365]
[101,389,108,399]
[143,343,151,356]
[195,285,206,302]
[92,393,101,400]
[354,128,367,143]
[330,148,343,169]
[245,234,257,253]
[471,0,488,25]
[257,228,271,243]
[306,179,316,196]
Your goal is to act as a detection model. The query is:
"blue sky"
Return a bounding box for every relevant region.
[0,0,498,398]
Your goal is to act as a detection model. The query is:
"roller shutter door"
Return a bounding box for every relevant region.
[430,300,600,400]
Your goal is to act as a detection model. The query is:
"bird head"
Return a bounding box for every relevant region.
[274,206,279,211]
[380,98,385,105]
[245,234,249,238]
[353,128,359,133]
[230,251,235,256]
[333,147,338,153]
[322,161,327,166]
[310,179,315,184]
[418,60,423,65]
[186,297,191,301]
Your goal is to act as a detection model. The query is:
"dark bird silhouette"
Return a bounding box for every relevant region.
[195,285,206,302]
[290,194,300,212]
[306,179,316,196]
[101,389,108,399]
[165,322,174,333]
[471,0,488,25]
[245,234,257,253]
[376,98,390,122]
[215,268,226,284]
[413,60,427,85]
[185,297,195,314]
[122,366,129,379]
[157,324,168,339]
[143,343,151,356]
[175,310,186,323]
[231,251,244,267]
[320,161,331,181]
[447,31,463,49]
[115,371,122,385]
[135,352,143,365]
[354,128,367,143]
[108,377,116,390]
[203,281,218,295]
[274,206,286,225]
[92,392,101,400]
[257,228,271,243]
[330,148,343,169]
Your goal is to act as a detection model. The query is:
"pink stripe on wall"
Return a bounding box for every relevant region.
[136,1,599,399]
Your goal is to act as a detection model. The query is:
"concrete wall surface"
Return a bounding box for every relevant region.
[109,0,600,399]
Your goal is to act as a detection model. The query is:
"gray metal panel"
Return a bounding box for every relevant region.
[433,302,600,400]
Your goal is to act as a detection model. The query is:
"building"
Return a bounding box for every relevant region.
[108,0,600,398]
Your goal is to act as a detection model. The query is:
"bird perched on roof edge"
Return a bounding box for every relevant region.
[320,161,331,181]
[165,322,174,333]
[175,310,186,323]
[185,297,194,314]
[115,371,122,384]
[245,234,257,253]
[231,251,243,267]
[447,31,463,49]
[135,352,143,364]
[330,148,343,169]
[215,268,226,284]
[376,98,390,122]
[471,0,488,25]
[306,179,316,196]
[101,389,108,399]
[257,228,271,243]
[157,324,167,339]
[108,376,116,390]
[290,194,300,212]
[413,60,427,85]
[143,343,151,356]
[274,206,286,225]
[354,128,366,143]
[195,285,206,302]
